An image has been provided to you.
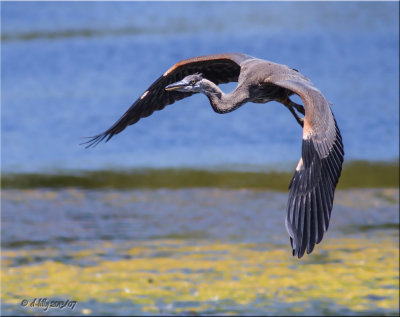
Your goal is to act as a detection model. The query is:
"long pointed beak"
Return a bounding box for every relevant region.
[165,80,187,91]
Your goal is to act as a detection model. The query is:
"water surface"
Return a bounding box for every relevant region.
[2,2,399,172]
[2,188,399,316]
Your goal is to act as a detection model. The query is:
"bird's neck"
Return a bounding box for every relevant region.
[201,79,249,114]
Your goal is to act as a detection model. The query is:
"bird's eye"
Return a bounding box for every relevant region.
[191,80,196,85]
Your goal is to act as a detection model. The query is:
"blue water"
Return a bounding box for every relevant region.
[1,2,399,173]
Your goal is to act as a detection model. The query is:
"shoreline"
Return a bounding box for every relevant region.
[2,160,398,190]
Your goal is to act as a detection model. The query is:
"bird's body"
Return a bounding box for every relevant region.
[85,53,344,258]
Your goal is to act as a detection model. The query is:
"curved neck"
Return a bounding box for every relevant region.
[201,79,250,114]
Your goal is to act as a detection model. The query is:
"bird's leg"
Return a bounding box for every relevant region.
[287,99,305,115]
[288,106,304,128]
[281,97,305,128]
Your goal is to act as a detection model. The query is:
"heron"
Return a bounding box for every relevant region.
[84,53,344,258]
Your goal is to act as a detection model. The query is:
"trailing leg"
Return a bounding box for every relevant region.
[281,97,305,128]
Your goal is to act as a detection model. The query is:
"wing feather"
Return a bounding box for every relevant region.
[83,53,253,147]
[272,76,344,258]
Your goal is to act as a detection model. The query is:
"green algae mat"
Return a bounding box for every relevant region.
[2,161,398,190]
[1,188,399,315]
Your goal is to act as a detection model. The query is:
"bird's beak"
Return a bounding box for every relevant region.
[165,80,188,91]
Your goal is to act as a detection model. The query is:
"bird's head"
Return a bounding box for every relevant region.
[165,73,204,93]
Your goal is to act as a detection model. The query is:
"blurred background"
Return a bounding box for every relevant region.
[1,2,399,316]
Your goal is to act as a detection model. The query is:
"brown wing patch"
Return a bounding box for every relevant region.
[83,53,254,147]
[302,117,313,139]
[163,53,252,77]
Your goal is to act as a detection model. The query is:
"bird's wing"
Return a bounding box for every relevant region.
[83,53,254,147]
[270,77,344,258]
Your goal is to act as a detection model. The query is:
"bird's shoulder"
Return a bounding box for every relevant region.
[239,59,305,85]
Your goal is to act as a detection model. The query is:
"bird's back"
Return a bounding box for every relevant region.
[239,58,310,87]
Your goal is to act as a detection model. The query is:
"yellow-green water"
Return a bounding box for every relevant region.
[2,238,399,315]
[1,187,399,315]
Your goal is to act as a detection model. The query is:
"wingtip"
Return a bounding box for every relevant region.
[79,133,108,149]
[290,237,306,259]
[294,247,306,259]
[291,246,305,259]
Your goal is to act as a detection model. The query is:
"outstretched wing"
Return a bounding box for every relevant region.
[83,53,254,147]
[270,77,344,258]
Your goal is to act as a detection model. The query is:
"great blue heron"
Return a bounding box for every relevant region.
[84,53,344,258]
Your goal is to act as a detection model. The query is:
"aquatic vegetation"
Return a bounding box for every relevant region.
[2,187,398,315]
[1,160,398,190]
[2,237,399,315]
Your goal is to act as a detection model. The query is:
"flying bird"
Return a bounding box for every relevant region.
[84,53,344,258]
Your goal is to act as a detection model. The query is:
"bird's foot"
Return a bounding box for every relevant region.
[281,98,304,128]
[296,117,304,128]
[288,100,305,115]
